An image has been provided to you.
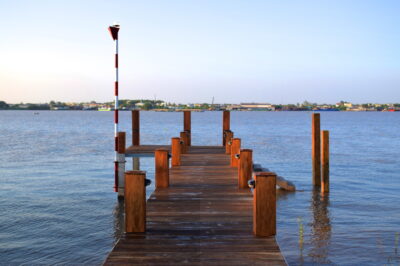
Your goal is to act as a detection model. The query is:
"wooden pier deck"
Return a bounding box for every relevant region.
[105,146,286,265]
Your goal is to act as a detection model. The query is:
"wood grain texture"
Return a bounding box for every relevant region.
[312,113,321,186]
[105,147,286,265]
[225,131,234,154]
[238,149,252,189]
[253,172,276,237]
[132,110,140,146]
[180,131,188,154]
[155,149,169,188]
[183,111,191,146]
[171,137,181,167]
[321,130,329,193]
[125,171,146,233]
[117,132,126,154]
[230,138,241,168]
[222,111,230,145]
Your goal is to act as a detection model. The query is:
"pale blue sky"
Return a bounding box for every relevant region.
[0,0,399,104]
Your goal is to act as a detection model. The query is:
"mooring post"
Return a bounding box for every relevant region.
[253,172,276,237]
[180,131,188,154]
[238,149,253,189]
[125,170,146,233]
[132,110,140,146]
[225,130,234,154]
[222,111,230,145]
[117,132,126,197]
[321,130,329,193]
[171,137,181,167]
[183,111,191,146]
[230,138,241,167]
[155,149,169,188]
[312,113,321,186]
[132,110,140,171]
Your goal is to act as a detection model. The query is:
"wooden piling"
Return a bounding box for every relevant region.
[223,111,230,145]
[117,132,126,154]
[180,131,188,154]
[321,130,329,193]
[125,170,146,233]
[155,149,169,188]
[238,149,253,189]
[225,130,234,154]
[253,172,276,237]
[230,138,241,167]
[132,110,140,146]
[312,113,321,186]
[117,132,126,197]
[171,137,181,167]
[184,111,191,146]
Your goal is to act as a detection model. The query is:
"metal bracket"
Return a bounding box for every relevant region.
[248,180,255,189]
[145,178,152,187]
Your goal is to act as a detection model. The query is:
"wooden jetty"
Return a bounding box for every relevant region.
[105,110,289,265]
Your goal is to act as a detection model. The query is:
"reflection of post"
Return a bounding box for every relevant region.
[309,189,331,264]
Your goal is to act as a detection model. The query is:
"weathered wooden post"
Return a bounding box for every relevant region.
[132,110,140,145]
[253,172,276,237]
[312,113,321,186]
[125,170,146,233]
[132,110,140,171]
[155,149,169,188]
[230,138,241,167]
[180,131,188,154]
[238,149,253,189]
[222,111,230,145]
[117,132,126,197]
[171,137,181,167]
[321,130,330,193]
[183,111,191,146]
[225,131,234,154]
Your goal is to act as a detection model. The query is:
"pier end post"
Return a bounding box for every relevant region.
[155,149,169,188]
[238,149,253,189]
[321,130,330,193]
[125,170,146,233]
[253,172,276,237]
[312,113,321,186]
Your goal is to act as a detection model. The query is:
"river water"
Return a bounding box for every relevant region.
[0,111,399,265]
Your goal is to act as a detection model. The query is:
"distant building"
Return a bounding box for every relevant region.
[240,103,274,111]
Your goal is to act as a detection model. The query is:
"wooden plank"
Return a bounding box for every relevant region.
[105,146,286,265]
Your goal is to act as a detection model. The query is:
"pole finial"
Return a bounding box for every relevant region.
[108,23,120,40]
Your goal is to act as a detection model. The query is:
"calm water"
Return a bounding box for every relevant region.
[0,111,399,265]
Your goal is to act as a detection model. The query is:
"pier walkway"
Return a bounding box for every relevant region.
[104,146,286,265]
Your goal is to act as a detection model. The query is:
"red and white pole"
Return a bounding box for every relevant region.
[108,23,120,192]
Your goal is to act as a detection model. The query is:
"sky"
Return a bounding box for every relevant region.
[0,0,399,104]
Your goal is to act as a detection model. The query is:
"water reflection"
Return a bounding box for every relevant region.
[309,189,332,264]
[112,198,124,244]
